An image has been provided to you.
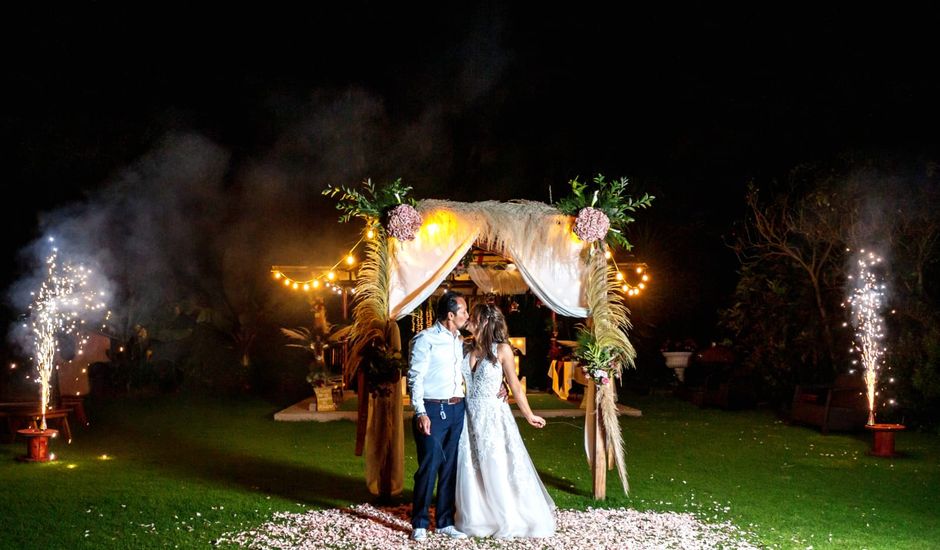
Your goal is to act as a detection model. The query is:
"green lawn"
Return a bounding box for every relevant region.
[1,393,937,549]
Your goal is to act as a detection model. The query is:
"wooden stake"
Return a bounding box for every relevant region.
[585,379,595,467]
[586,380,607,500]
[354,369,368,456]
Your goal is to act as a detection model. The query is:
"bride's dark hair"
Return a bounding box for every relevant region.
[470,303,508,365]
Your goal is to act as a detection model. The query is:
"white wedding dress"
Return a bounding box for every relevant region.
[455,348,556,538]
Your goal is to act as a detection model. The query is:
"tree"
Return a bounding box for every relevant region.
[732,169,851,371]
[725,159,940,427]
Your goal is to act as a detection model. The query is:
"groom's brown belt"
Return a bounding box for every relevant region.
[424,397,463,404]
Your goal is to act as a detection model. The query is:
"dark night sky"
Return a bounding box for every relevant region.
[4,5,939,339]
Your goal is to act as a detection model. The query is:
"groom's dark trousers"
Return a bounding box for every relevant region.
[412,399,465,529]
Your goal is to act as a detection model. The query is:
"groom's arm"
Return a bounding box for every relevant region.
[407,332,431,417]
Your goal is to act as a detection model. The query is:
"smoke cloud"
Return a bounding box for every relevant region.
[6,8,512,359]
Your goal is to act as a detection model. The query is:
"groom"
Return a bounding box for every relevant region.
[407,290,470,541]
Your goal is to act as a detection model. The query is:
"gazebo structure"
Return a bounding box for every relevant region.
[327,178,652,500]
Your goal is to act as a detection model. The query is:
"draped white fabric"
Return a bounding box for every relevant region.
[388,205,480,320]
[388,200,590,319]
[466,264,529,296]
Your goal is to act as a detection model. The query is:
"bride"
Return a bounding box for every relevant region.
[455,303,555,538]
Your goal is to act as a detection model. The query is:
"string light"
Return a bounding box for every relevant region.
[271,230,368,292]
[608,256,651,298]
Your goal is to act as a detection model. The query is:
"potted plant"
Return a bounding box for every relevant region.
[307,371,337,412]
[281,326,337,411]
[660,338,697,382]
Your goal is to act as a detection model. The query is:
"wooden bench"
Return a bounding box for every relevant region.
[59,395,89,426]
[791,374,868,433]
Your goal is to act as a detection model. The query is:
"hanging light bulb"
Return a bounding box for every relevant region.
[366,228,375,239]
[273,271,282,279]
[327,271,336,281]
[346,255,355,265]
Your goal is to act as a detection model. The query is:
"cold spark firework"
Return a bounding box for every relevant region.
[26,240,108,429]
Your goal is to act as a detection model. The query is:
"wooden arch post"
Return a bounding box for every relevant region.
[585,380,606,500]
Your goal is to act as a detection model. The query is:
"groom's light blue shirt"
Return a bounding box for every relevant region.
[408,322,465,416]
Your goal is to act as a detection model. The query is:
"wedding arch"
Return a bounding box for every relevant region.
[326,178,653,500]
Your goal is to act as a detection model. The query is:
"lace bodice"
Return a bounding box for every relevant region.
[462,347,505,402]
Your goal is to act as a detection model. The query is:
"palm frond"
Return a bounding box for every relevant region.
[351,226,391,331]
[343,225,392,379]
[599,383,629,494]
[584,246,637,494]
[280,327,312,342]
[585,248,636,374]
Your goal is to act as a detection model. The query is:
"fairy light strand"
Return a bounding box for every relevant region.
[607,246,651,297]
[271,233,366,291]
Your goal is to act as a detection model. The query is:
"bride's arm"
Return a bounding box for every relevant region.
[497,343,546,428]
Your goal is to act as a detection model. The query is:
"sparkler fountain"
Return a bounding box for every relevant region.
[846,249,904,457]
[17,239,108,461]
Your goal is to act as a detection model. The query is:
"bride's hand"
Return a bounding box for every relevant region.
[526,415,546,428]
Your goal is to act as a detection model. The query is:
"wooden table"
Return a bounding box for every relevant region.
[0,406,73,444]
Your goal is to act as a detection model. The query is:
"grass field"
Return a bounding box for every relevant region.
[1,393,936,548]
